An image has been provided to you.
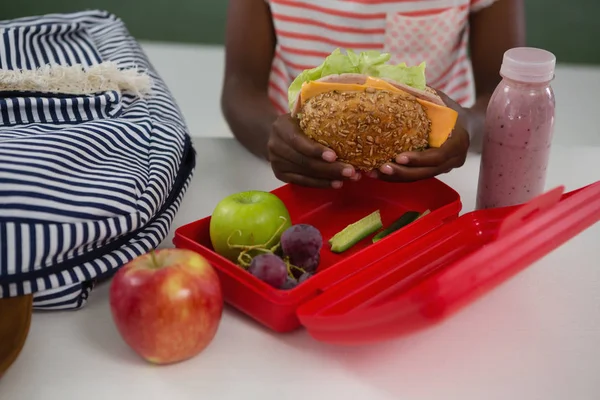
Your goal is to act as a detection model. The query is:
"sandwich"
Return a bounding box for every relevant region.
[288,49,459,171]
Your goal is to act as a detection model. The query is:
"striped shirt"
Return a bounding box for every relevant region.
[266,0,498,114]
[0,11,194,310]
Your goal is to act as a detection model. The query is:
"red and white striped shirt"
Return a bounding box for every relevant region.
[266,0,498,114]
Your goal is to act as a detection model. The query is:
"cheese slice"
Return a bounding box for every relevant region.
[300,78,458,148]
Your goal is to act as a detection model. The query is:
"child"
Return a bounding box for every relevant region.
[221,0,525,189]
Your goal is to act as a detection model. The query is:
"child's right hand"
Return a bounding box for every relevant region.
[267,114,360,189]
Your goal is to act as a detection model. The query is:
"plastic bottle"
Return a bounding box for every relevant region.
[476,47,557,210]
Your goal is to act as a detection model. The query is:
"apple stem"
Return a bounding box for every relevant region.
[149,250,160,269]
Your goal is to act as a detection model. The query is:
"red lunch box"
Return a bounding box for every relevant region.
[173,177,600,345]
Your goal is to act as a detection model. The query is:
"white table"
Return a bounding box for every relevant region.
[1,136,599,400]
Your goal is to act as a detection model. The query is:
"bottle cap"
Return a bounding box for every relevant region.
[500,47,556,83]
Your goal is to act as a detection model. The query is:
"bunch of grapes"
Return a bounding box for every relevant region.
[247,223,322,290]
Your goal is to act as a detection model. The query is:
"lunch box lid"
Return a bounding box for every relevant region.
[296,181,600,345]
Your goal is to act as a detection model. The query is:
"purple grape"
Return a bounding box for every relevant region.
[281,276,298,290]
[281,224,322,270]
[298,272,313,284]
[295,253,320,273]
[289,253,320,279]
[248,254,288,288]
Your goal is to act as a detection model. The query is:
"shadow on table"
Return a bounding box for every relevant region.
[222,282,544,399]
[77,282,147,367]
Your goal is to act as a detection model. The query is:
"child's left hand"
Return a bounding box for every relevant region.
[368,90,471,182]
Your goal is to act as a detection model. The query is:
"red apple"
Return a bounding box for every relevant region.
[109,249,223,365]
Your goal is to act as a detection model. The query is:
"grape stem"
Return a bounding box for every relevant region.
[284,259,306,278]
[225,216,307,278]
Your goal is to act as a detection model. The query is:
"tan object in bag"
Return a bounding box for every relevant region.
[0,295,33,378]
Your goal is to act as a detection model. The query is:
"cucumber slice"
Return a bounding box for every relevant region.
[372,210,421,243]
[329,210,383,253]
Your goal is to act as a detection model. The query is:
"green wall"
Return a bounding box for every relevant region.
[2,0,599,65]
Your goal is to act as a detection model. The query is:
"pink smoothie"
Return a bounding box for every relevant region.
[476,48,556,210]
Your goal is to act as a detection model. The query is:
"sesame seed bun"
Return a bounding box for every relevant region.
[298,88,431,171]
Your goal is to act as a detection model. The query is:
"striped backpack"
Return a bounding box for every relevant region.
[0,10,195,313]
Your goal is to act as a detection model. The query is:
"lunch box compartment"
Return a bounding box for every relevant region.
[173,177,461,332]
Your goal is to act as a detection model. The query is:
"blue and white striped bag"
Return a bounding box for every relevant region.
[0,10,196,310]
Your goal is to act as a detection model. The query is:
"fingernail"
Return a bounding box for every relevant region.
[396,155,409,165]
[350,172,361,181]
[367,171,378,179]
[342,167,354,177]
[331,180,343,189]
[380,164,394,175]
[322,151,336,162]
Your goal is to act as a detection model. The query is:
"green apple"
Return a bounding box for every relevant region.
[209,190,292,263]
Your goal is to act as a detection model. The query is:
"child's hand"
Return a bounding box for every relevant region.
[368,90,470,182]
[267,113,360,188]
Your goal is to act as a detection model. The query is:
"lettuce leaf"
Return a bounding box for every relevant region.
[287,48,427,111]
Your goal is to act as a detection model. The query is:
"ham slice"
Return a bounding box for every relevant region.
[290,73,445,117]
